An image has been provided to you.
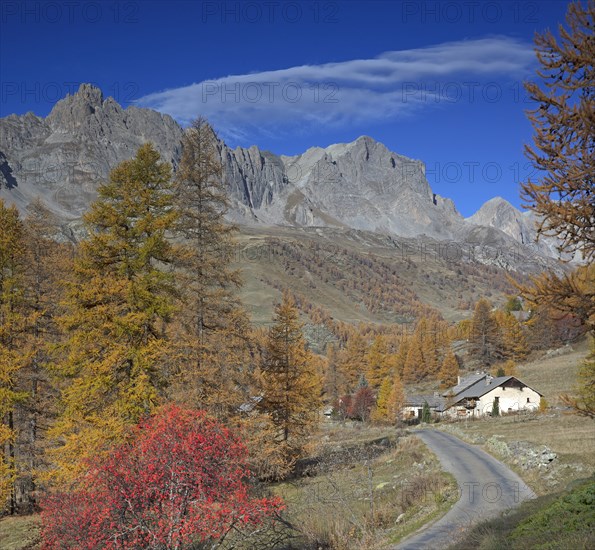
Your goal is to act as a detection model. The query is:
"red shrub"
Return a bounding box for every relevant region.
[41,405,283,549]
[334,394,353,420]
[349,387,375,421]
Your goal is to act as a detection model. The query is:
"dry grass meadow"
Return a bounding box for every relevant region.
[273,430,458,550]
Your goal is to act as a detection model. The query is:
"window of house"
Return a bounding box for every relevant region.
[527,397,530,403]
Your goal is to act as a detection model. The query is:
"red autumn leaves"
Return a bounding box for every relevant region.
[41,405,283,549]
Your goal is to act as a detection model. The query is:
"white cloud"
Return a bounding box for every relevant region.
[136,36,534,142]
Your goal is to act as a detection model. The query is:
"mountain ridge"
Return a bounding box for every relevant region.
[0,83,562,266]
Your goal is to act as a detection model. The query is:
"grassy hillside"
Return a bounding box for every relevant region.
[233,226,529,326]
[449,476,595,550]
[266,426,459,549]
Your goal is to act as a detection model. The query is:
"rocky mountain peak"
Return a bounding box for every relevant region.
[466,196,567,260]
[75,83,105,105]
[467,197,525,229]
[0,83,567,264]
[0,84,183,217]
[47,83,105,126]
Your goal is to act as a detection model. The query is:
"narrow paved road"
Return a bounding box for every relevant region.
[393,429,536,549]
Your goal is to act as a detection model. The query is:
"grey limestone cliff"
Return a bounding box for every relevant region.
[0,84,563,266]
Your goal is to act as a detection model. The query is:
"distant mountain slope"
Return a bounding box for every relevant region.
[233,225,542,329]
[0,83,564,272]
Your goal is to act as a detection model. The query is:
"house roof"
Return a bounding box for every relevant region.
[442,372,487,397]
[404,394,446,409]
[450,376,543,404]
[453,376,512,401]
[406,375,543,414]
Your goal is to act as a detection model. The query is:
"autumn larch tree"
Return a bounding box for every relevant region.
[258,292,321,470]
[521,0,594,262]
[323,343,342,405]
[11,200,72,512]
[372,376,392,422]
[495,310,529,361]
[518,1,595,420]
[419,317,440,376]
[387,373,405,424]
[337,332,368,392]
[439,349,459,388]
[394,334,409,377]
[170,117,246,418]
[0,200,29,513]
[503,359,518,376]
[403,332,425,382]
[470,298,501,366]
[41,405,283,549]
[521,265,594,338]
[48,144,179,485]
[561,340,595,418]
[527,304,562,350]
[365,335,392,389]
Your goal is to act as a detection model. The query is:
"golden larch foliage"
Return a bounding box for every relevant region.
[521,1,595,261]
[439,350,459,389]
[386,374,405,424]
[47,144,179,486]
[258,292,321,471]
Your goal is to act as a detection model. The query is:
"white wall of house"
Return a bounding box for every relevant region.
[402,406,417,419]
[401,405,442,420]
[402,405,425,420]
[476,386,541,415]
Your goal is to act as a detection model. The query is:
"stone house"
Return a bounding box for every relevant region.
[404,372,542,420]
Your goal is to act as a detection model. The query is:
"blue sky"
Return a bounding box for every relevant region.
[0,0,571,216]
